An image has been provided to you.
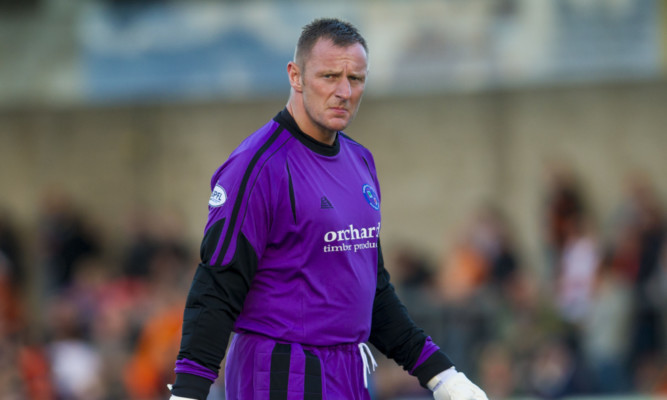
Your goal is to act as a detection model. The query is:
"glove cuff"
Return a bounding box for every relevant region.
[413,350,455,388]
[427,367,458,391]
[171,373,212,400]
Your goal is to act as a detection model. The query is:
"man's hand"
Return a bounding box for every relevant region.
[428,368,488,400]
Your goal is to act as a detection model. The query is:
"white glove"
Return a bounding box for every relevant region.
[428,367,488,400]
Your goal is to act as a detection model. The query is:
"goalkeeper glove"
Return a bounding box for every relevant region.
[428,367,488,400]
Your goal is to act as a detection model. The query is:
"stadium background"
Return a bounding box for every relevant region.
[0,0,666,399]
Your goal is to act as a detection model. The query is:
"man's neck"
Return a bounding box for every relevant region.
[286,102,336,146]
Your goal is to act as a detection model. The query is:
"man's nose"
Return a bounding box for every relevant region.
[335,78,352,100]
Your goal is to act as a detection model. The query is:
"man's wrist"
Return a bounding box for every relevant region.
[413,350,455,388]
[427,366,458,391]
[171,373,213,400]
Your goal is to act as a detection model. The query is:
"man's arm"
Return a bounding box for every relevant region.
[369,242,488,400]
[170,223,259,400]
[369,241,454,387]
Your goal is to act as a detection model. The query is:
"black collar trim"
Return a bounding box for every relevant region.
[273,108,340,157]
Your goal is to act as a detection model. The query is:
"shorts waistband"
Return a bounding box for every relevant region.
[235,330,363,353]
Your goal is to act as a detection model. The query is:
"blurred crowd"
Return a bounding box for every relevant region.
[376,166,667,399]
[0,192,196,400]
[0,166,666,400]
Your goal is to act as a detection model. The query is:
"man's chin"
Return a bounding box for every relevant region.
[326,118,351,132]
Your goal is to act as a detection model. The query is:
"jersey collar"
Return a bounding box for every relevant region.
[274,108,341,157]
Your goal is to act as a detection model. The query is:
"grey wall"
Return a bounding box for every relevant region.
[1,82,666,279]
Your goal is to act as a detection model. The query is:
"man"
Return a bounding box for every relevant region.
[170,18,488,400]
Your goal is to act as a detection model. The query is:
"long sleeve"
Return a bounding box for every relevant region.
[369,242,454,388]
[171,224,259,399]
[172,131,275,399]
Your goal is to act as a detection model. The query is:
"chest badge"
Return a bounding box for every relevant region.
[362,184,380,210]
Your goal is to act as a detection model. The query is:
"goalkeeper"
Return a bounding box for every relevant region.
[169,17,488,400]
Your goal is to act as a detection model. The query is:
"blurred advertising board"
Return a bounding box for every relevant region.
[80,0,662,102]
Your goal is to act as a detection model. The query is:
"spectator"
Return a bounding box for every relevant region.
[555,214,600,325]
[121,206,160,279]
[124,245,190,399]
[46,296,103,399]
[0,209,25,289]
[581,251,633,393]
[38,189,100,293]
[435,204,519,303]
[542,162,587,277]
[608,172,666,382]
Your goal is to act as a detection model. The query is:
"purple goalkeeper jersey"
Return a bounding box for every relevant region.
[172,109,452,399]
[206,109,382,345]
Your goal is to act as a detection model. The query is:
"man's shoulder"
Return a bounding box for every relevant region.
[234,119,284,154]
[218,117,293,177]
[339,132,374,157]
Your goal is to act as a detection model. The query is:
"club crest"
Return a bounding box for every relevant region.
[362,184,380,210]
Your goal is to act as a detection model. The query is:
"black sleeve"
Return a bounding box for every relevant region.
[369,241,454,388]
[171,219,258,400]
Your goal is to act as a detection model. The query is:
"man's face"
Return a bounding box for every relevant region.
[298,39,368,137]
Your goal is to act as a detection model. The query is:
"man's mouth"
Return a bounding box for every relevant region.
[330,106,348,114]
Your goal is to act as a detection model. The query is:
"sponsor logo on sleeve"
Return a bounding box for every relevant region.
[209,184,227,207]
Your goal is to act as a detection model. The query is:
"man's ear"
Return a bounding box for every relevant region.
[287,61,302,92]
